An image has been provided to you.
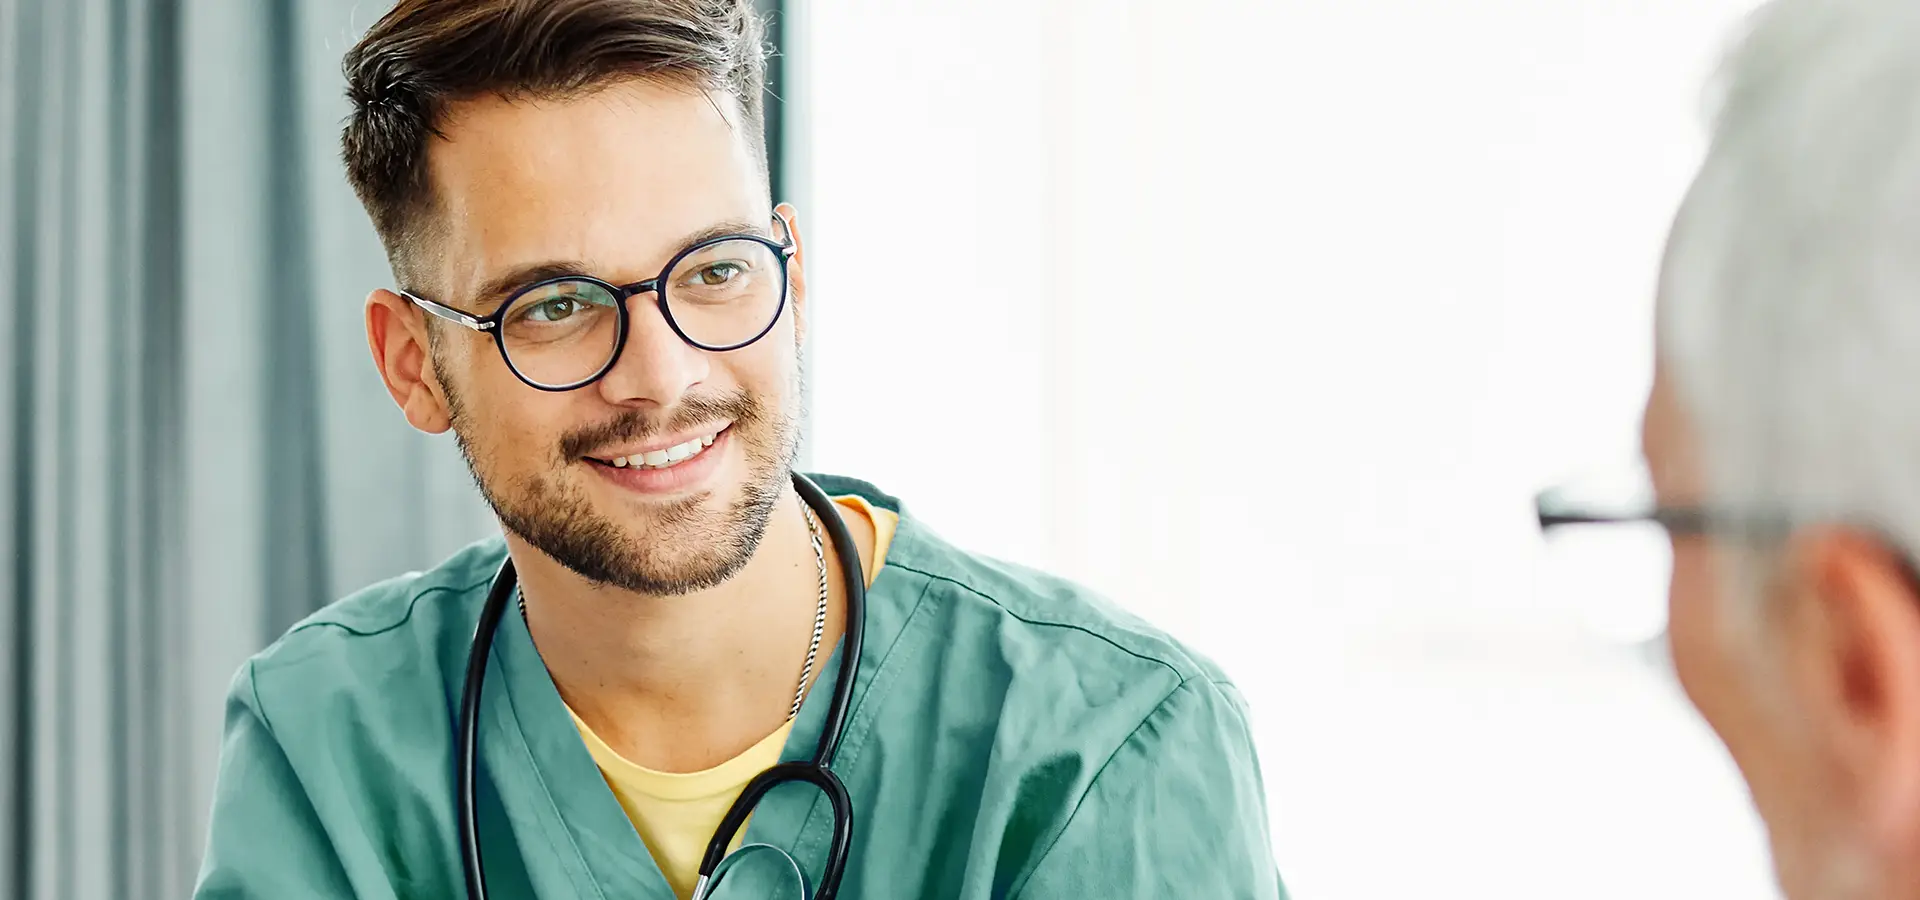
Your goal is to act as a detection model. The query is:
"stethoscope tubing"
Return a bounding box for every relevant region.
[456,472,866,899]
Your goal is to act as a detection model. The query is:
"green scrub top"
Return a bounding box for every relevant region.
[192,475,1287,899]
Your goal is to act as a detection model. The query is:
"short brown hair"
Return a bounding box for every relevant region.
[340,0,770,279]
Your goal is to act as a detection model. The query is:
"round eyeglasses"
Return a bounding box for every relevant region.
[402,216,798,391]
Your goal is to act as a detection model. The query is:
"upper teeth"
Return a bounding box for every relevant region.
[608,433,717,469]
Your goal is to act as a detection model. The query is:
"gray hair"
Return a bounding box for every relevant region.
[1661,0,1920,591]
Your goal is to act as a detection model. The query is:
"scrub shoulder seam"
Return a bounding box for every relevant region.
[1005,675,1233,899]
[279,572,494,642]
[245,657,277,740]
[886,560,1211,683]
[1213,678,1258,733]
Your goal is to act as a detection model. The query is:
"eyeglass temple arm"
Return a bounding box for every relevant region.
[1535,503,1722,536]
[1537,510,1614,529]
[403,291,495,333]
[772,208,800,253]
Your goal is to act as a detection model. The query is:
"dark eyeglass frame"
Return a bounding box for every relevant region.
[400,214,798,392]
[1536,492,1920,588]
[1536,501,1738,537]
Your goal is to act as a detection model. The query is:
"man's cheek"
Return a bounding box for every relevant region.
[1668,545,1731,715]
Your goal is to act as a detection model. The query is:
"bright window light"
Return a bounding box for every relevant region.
[805,2,1778,897]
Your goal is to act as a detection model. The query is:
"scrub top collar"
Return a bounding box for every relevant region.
[475,474,934,898]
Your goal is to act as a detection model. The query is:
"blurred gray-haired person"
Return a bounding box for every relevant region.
[1541,1,1920,898]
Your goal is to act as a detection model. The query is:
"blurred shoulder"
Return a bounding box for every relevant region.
[241,535,507,711]
[816,473,1238,692]
[924,537,1231,684]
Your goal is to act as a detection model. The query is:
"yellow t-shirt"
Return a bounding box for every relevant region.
[568,495,898,900]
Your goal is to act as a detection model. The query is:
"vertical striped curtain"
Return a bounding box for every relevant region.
[0,1,499,897]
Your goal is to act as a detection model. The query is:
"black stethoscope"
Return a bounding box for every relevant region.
[457,472,866,900]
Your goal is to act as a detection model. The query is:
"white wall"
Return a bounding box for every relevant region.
[805,2,1777,898]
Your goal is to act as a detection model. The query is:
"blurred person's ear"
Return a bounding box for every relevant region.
[1786,527,1920,853]
[366,289,453,434]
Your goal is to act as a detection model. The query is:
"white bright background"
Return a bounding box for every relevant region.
[801,1,1776,898]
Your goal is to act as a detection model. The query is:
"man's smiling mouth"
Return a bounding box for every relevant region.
[586,427,726,470]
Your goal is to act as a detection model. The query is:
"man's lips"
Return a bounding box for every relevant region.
[581,427,731,495]
[583,424,731,469]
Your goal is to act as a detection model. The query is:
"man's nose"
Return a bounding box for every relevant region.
[593,295,709,409]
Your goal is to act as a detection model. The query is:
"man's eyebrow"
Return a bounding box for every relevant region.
[465,219,776,310]
[471,261,593,311]
[680,218,773,247]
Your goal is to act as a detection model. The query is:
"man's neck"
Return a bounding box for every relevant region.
[507,485,870,773]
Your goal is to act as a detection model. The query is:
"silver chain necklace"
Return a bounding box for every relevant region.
[792,503,830,720]
[519,500,833,723]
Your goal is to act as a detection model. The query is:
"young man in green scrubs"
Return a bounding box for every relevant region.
[191,1,1283,897]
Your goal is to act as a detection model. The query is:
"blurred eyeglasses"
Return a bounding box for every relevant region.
[1532,465,1835,643]
[1538,469,1920,639]
[1531,464,1697,645]
[402,212,798,391]
[1536,467,1731,539]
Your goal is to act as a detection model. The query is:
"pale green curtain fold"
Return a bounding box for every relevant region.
[0,1,496,897]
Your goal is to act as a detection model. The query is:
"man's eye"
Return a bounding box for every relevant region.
[694,262,745,285]
[525,297,583,322]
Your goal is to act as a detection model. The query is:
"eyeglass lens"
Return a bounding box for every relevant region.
[496,238,786,388]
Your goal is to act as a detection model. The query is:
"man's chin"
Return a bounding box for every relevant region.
[523,486,775,595]
[486,428,792,595]
[598,489,712,528]
[511,518,751,596]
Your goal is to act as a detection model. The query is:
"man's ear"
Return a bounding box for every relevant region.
[1789,527,1920,850]
[777,202,808,342]
[366,289,453,434]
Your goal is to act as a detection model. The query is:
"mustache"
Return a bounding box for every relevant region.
[558,391,760,460]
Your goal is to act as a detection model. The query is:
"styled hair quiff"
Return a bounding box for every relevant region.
[340,0,770,278]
